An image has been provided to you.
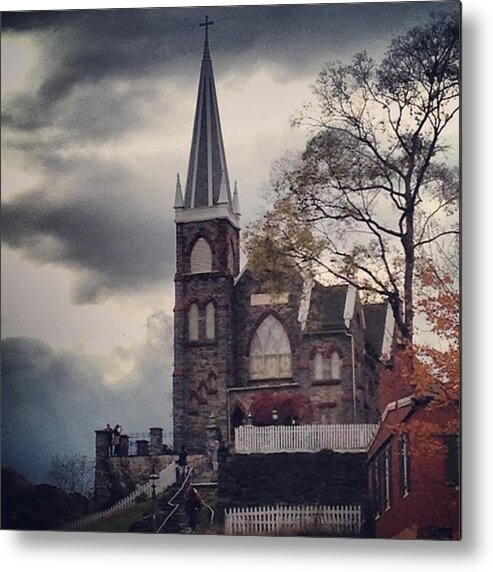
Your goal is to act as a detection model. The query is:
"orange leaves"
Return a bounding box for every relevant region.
[381,262,459,438]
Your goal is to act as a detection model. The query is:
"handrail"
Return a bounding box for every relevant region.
[155,465,193,533]
[155,456,215,533]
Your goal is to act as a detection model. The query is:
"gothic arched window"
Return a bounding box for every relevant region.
[313,351,324,381]
[205,302,215,340]
[330,351,342,380]
[250,315,292,380]
[188,304,199,341]
[190,238,212,273]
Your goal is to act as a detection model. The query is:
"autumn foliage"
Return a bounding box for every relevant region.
[380,263,459,456]
[249,392,314,426]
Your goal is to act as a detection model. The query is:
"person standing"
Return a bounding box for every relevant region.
[113,424,122,457]
[184,486,202,534]
[217,440,229,464]
[177,445,188,482]
[209,439,220,479]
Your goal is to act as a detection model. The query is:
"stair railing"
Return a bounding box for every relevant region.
[155,455,214,533]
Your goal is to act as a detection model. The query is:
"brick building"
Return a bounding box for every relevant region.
[367,396,460,539]
[172,28,394,453]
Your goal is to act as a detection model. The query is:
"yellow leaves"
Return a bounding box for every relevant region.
[244,196,326,295]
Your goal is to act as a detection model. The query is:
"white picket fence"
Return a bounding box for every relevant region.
[225,504,363,536]
[235,424,379,454]
[61,462,177,531]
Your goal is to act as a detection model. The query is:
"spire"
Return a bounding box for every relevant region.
[233,180,241,216]
[174,173,184,209]
[217,170,229,204]
[183,16,233,211]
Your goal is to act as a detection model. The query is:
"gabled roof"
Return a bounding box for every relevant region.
[363,303,388,358]
[304,282,349,333]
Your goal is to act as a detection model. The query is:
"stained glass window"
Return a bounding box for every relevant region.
[250,315,292,379]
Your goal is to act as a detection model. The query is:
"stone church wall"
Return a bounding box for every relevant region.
[174,218,239,452]
[230,271,377,426]
[94,455,175,509]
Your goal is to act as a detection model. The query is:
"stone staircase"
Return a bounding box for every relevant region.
[128,455,217,534]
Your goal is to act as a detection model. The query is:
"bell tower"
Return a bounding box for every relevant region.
[173,16,241,452]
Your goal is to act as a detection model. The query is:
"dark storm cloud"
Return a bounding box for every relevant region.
[2,3,456,136]
[2,3,459,303]
[1,311,173,483]
[2,157,174,304]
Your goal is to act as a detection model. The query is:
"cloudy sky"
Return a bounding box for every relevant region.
[1,1,459,483]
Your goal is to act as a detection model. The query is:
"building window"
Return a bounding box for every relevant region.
[188,304,199,341]
[314,351,324,381]
[205,302,215,340]
[330,351,341,380]
[227,242,235,274]
[190,237,212,273]
[444,435,459,486]
[373,457,381,518]
[399,433,411,497]
[250,315,292,380]
[384,443,392,511]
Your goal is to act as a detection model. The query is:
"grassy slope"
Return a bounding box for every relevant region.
[84,499,152,533]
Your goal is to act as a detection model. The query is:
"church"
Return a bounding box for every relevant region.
[172,21,394,453]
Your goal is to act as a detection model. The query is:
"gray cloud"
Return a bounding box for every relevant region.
[2,157,174,304]
[1,2,458,305]
[1,310,173,483]
[2,4,455,137]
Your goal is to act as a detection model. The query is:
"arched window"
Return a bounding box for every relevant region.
[227,242,235,274]
[188,304,199,341]
[250,315,292,380]
[314,351,324,381]
[206,302,215,340]
[330,351,341,380]
[190,238,212,273]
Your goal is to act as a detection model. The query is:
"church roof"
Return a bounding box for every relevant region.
[304,282,349,332]
[363,302,388,358]
[183,24,233,211]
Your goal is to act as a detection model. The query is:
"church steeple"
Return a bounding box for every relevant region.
[181,15,235,217]
[173,18,243,453]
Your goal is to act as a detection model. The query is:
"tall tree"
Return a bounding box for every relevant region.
[245,11,459,343]
[48,454,92,495]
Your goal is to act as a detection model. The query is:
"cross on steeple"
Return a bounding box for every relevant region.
[199,15,214,43]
